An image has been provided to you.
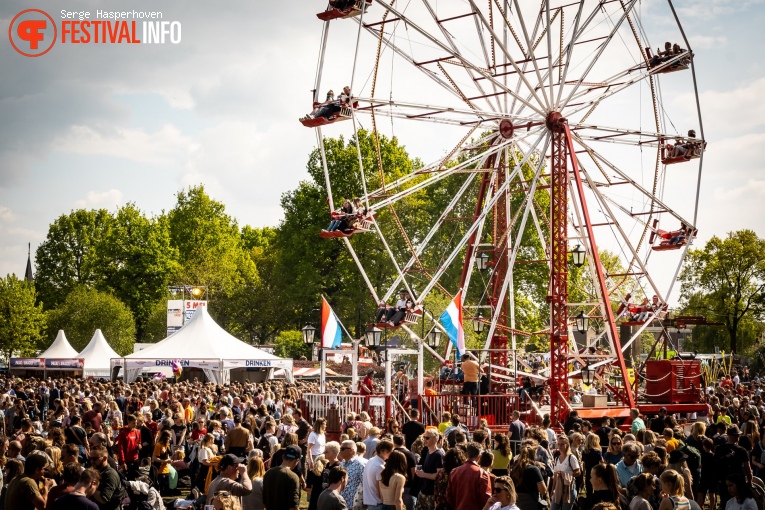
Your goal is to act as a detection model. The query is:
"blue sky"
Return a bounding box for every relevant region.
[0,0,763,306]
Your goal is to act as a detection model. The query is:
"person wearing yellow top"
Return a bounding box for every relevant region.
[183,398,194,424]
[438,412,451,434]
[153,430,172,493]
[716,408,732,425]
[663,428,680,453]
[491,433,513,476]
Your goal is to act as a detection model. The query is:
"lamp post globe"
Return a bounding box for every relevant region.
[571,244,586,267]
[365,325,382,347]
[302,324,316,345]
[473,313,485,334]
[476,252,490,271]
[581,364,595,386]
[575,311,589,334]
[427,328,442,348]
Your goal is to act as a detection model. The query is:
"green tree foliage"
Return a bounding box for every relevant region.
[217,226,280,344]
[275,130,423,336]
[167,185,257,297]
[95,204,179,340]
[679,230,765,354]
[35,209,112,309]
[46,286,136,355]
[0,275,46,359]
[273,330,311,360]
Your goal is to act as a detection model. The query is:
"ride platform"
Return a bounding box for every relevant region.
[652,242,686,251]
[300,102,357,128]
[317,0,372,21]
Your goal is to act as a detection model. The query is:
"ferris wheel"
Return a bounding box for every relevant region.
[305,0,705,424]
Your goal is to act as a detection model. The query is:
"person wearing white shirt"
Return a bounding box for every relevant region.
[363,440,394,509]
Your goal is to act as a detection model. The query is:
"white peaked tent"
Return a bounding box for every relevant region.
[113,307,293,384]
[79,329,121,377]
[40,330,79,359]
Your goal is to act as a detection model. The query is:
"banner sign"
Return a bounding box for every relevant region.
[167,299,183,336]
[10,358,44,368]
[45,358,84,369]
[123,358,220,370]
[184,300,207,321]
[223,359,293,370]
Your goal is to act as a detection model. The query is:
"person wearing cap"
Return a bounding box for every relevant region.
[666,449,693,500]
[262,445,302,510]
[206,453,253,507]
[713,424,753,509]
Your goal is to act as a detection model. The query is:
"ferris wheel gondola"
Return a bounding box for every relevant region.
[305,0,705,423]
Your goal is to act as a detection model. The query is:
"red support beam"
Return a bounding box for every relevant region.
[563,122,636,409]
[547,113,571,427]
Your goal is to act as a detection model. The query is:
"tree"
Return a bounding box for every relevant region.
[167,185,257,297]
[275,130,427,336]
[35,209,112,309]
[46,286,136,355]
[216,226,281,344]
[0,275,46,359]
[679,230,765,353]
[95,204,180,340]
[273,330,311,360]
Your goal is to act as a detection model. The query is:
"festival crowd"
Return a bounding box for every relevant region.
[0,367,762,510]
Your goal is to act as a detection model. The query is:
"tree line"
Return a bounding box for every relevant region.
[0,130,763,361]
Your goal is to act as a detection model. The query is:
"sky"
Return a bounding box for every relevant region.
[0,0,763,306]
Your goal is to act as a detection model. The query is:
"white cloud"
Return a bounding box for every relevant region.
[688,35,727,49]
[0,206,15,222]
[51,124,193,166]
[74,189,124,210]
[677,0,765,20]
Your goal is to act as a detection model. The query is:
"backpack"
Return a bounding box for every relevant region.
[678,442,701,474]
[257,434,273,460]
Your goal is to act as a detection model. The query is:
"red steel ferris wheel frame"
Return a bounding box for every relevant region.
[458,113,636,427]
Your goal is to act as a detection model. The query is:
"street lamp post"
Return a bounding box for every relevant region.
[581,364,595,386]
[476,252,490,271]
[571,245,586,267]
[472,313,485,334]
[575,311,589,334]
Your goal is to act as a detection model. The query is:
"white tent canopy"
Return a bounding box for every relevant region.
[113,307,293,384]
[80,329,121,377]
[40,330,79,359]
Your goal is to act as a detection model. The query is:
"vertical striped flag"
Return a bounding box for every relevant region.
[321,296,343,349]
[440,290,465,356]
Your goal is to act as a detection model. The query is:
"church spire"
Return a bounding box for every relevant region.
[24,243,33,283]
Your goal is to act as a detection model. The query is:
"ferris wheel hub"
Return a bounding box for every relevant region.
[499,119,514,140]
[545,111,567,133]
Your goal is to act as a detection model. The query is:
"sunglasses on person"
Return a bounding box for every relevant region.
[423,435,436,440]
[611,441,622,445]
[340,446,352,450]
[214,491,231,498]
[493,486,508,494]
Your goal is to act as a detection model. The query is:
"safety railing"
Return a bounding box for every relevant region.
[418,393,523,429]
[300,393,390,431]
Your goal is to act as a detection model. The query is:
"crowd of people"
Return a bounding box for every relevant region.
[0,367,762,510]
